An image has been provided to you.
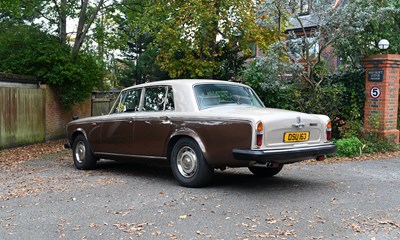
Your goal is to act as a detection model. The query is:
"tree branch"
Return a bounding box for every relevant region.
[72,0,107,60]
[51,0,60,15]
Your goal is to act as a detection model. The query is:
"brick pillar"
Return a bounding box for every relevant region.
[363,54,400,143]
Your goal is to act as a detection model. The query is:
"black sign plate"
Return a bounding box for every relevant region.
[368,69,384,82]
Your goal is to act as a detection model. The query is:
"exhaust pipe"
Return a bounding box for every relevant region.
[252,162,280,168]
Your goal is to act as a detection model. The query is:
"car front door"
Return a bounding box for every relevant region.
[98,88,142,155]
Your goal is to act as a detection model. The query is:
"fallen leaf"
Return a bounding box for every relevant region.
[350,223,363,232]
[266,218,277,224]
[196,230,205,235]
[89,223,98,228]
[377,220,399,227]
[151,231,162,236]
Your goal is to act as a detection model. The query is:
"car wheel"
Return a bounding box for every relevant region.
[248,165,283,177]
[72,134,97,170]
[170,138,214,187]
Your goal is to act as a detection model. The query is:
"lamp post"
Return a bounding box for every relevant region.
[378,39,390,50]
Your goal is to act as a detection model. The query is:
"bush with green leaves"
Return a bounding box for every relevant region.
[361,132,398,154]
[0,22,104,108]
[242,59,365,139]
[335,136,364,157]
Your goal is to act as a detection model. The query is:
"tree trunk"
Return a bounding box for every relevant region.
[60,0,67,45]
[208,0,220,79]
[72,0,105,61]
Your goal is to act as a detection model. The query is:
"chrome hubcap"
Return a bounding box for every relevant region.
[177,146,198,178]
[75,141,86,164]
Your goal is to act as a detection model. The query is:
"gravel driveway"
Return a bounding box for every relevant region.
[1,149,399,239]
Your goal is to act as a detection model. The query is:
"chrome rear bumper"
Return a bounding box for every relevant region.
[232,143,336,164]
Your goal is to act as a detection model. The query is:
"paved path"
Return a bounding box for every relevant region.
[1,151,399,239]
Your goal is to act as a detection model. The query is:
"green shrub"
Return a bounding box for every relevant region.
[242,57,366,140]
[335,136,364,157]
[361,132,398,154]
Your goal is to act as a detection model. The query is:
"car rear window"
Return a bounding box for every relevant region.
[194,84,264,110]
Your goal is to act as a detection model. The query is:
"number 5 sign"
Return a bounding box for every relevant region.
[370,86,381,99]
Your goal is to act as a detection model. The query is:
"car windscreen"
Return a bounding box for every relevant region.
[194,84,264,110]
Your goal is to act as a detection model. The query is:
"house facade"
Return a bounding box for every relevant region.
[249,0,347,70]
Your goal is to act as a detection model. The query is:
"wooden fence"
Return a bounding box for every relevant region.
[0,74,114,149]
[92,97,115,116]
[0,87,45,149]
[0,72,93,149]
[91,91,119,116]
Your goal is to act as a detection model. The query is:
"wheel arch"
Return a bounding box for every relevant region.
[70,128,88,145]
[167,130,208,162]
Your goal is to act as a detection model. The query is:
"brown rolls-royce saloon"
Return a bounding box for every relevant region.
[65,79,336,187]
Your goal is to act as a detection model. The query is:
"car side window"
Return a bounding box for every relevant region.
[143,86,174,111]
[113,89,141,113]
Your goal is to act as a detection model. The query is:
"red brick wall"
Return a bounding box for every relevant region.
[41,84,91,140]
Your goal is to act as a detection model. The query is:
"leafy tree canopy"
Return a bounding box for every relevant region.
[332,0,400,66]
[243,0,400,139]
[0,23,104,108]
[0,0,109,60]
[246,0,400,90]
[112,1,169,86]
[116,0,281,81]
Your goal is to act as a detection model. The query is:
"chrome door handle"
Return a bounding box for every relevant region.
[126,117,134,123]
[160,116,171,124]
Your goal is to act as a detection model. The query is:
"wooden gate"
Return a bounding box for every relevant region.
[91,91,119,116]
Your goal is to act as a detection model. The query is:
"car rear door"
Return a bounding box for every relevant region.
[132,86,174,157]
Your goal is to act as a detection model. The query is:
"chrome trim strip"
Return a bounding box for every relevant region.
[95,152,167,160]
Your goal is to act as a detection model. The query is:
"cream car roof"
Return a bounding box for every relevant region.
[121,79,250,112]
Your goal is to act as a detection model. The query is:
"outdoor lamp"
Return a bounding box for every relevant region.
[378,39,390,50]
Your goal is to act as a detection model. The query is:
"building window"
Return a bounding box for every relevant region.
[291,0,311,15]
[288,36,319,60]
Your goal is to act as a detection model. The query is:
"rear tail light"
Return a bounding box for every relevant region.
[256,122,263,147]
[326,121,332,141]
